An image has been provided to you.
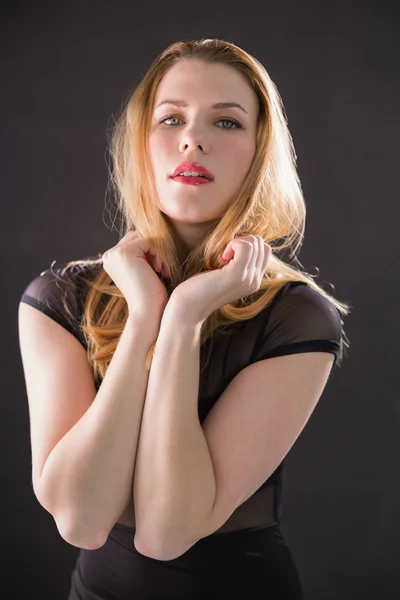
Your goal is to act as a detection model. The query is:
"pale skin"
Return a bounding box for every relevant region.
[18,59,335,558]
[131,60,336,560]
[149,59,258,249]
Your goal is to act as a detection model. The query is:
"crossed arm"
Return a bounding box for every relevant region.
[132,302,335,561]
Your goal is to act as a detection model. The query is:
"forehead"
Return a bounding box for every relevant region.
[154,60,258,114]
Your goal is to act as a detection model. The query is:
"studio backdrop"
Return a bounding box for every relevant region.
[2,1,398,598]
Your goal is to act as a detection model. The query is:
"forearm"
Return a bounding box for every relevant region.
[133,304,216,559]
[38,315,159,549]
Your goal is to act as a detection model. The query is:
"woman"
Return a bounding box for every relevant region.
[18,38,350,599]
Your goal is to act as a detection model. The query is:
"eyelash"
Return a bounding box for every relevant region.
[159,115,243,130]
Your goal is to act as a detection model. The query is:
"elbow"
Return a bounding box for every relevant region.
[33,482,109,550]
[134,531,193,561]
[55,515,109,550]
[133,532,164,559]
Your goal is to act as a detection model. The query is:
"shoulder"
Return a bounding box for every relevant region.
[20,256,105,349]
[41,256,104,283]
[26,256,103,294]
[257,280,344,354]
[270,281,343,328]
[20,256,104,318]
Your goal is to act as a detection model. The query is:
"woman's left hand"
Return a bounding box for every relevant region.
[168,235,271,324]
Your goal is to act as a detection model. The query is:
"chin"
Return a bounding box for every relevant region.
[161,206,224,223]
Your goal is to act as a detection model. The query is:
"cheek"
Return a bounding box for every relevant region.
[226,141,256,182]
[149,134,171,177]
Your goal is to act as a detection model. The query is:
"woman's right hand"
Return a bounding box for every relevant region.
[102,231,170,320]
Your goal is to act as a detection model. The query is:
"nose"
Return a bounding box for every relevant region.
[178,125,209,154]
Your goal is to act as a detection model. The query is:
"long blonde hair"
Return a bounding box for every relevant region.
[62,38,351,381]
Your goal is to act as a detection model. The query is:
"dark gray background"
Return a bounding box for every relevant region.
[3,0,398,598]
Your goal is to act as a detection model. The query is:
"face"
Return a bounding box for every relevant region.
[148,60,258,249]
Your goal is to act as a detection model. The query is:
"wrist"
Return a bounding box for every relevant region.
[164,294,206,330]
[126,311,162,338]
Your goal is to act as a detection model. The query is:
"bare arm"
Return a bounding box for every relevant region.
[132,303,216,559]
[19,304,159,550]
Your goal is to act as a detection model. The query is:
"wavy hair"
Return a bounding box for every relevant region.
[63,38,351,381]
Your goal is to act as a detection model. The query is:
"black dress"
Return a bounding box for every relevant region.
[20,259,344,599]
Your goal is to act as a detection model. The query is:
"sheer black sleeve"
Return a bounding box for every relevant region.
[252,282,343,366]
[19,261,96,349]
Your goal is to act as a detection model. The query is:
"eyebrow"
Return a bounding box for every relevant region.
[155,99,248,114]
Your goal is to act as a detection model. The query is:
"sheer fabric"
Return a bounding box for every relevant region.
[20,259,343,599]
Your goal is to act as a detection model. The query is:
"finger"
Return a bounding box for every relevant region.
[115,230,139,247]
[244,235,261,271]
[261,243,271,274]
[254,236,265,272]
[112,233,160,267]
[224,237,254,268]
[136,240,164,274]
[154,254,163,273]
[161,264,170,278]
[221,242,234,261]
[127,233,154,258]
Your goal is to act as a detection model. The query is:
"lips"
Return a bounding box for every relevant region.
[170,162,214,180]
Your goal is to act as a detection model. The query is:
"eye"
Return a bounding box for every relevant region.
[216,119,242,130]
[159,115,242,129]
[160,115,182,126]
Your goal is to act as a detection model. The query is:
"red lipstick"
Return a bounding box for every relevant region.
[170,162,214,181]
